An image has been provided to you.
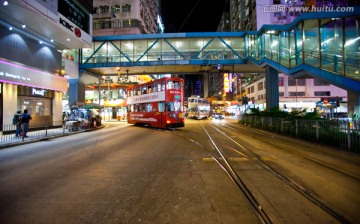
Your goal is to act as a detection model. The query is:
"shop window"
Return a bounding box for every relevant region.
[289,78,306,86]
[18,96,51,116]
[314,91,331,96]
[289,92,305,96]
[288,78,296,86]
[278,77,284,86]
[314,78,330,86]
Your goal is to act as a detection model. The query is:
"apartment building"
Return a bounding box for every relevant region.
[92,0,161,36]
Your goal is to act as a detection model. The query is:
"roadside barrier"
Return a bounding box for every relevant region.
[240,116,360,151]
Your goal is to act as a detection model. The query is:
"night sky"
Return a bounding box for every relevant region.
[160,0,230,33]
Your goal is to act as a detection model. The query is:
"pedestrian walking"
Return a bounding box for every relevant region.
[21,109,32,137]
[62,112,68,126]
[12,110,22,137]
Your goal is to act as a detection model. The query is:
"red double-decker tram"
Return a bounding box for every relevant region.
[126,77,185,129]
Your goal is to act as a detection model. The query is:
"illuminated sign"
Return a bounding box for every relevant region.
[0,71,30,81]
[224,73,230,93]
[59,17,82,38]
[58,0,90,33]
[32,88,46,96]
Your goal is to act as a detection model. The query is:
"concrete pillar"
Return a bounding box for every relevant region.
[203,74,209,98]
[348,91,360,120]
[265,66,279,111]
[68,79,85,107]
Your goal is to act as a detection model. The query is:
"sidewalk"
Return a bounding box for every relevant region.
[0,125,104,149]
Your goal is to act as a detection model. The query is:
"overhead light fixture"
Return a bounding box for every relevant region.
[39,41,43,44]
[67,38,70,41]
[22,24,26,28]
[50,39,54,42]
[9,26,12,30]
[3,1,8,6]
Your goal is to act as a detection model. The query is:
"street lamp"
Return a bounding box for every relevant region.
[104,77,112,100]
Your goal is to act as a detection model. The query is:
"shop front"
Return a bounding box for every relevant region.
[17,86,55,125]
[0,59,67,129]
[85,83,129,122]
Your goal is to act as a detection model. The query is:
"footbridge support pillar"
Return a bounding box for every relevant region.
[265,66,279,111]
[69,79,85,107]
[348,92,360,121]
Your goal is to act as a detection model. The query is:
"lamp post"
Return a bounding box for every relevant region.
[105,77,112,100]
[104,77,113,121]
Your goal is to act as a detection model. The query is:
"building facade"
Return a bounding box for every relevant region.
[0,0,92,128]
[92,0,161,36]
[244,74,347,117]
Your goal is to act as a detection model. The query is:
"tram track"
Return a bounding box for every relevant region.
[172,119,352,223]
[173,123,273,224]
[206,122,351,224]
[222,123,360,181]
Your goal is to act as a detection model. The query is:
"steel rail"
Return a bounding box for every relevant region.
[211,123,351,224]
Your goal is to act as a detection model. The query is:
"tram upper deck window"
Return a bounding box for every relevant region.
[161,81,165,91]
[173,81,181,89]
[157,82,161,92]
[142,86,147,94]
[167,80,174,89]
[152,82,157,92]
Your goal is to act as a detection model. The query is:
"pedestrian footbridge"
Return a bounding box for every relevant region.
[79,9,360,95]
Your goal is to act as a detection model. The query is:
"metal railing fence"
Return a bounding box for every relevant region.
[239,116,360,151]
[0,120,95,144]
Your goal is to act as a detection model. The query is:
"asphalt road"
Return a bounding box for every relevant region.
[0,118,359,224]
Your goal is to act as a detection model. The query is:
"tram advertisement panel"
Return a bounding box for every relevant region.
[127,91,165,104]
